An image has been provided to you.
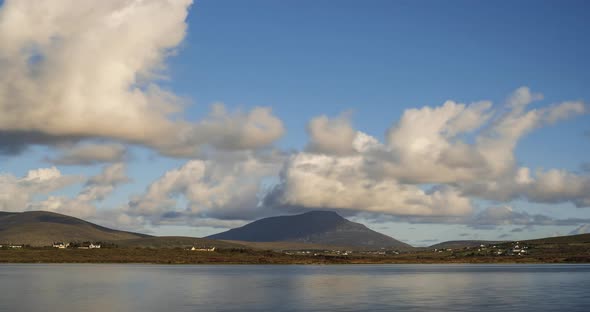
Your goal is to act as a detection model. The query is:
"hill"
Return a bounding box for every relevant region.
[524,233,590,245]
[115,236,246,249]
[207,211,411,249]
[428,234,590,250]
[429,240,506,250]
[0,211,149,246]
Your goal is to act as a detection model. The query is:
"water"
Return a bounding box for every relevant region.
[0,264,589,311]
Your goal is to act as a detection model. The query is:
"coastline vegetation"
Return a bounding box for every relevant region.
[1,243,588,264]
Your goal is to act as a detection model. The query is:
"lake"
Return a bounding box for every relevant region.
[0,264,589,311]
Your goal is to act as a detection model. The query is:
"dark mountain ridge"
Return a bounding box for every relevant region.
[208,211,412,249]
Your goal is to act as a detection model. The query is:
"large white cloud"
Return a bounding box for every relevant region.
[263,87,587,220]
[28,163,131,218]
[0,166,81,212]
[267,152,473,217]
[382,87,585,184]
[0,0,284,156]
[126,152,283,224]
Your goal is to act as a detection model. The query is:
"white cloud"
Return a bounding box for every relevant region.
[0,166,81,212]
[468,206,590,229]
[461,167,590,207]
[383,100,493,183]
[127,152,282,224]
[2,82,587,231]
[379,87,585,184]
[267,152,473,217]
[28,163,130,218]
[526,169,590,207]
[261,87,587,221]
[306,113,357,155]
[0,0,284,156]
[22,167,63,182]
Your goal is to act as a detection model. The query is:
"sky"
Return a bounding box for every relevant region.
[1,0,589,246]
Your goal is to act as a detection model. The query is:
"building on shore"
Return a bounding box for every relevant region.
[52,242,69,249]
[191,246,215,252]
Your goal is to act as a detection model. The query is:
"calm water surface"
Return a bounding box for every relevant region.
[0,264,589,311]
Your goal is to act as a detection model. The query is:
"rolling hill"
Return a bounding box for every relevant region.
[525,233,590,245]
[115,236,246,249]
[429,240,506,250]
[208,210,412,249]
[0,211,150,246]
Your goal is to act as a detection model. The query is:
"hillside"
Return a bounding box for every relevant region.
[429,234,590,250]
[0,211,149,246]
[115,236,246,249]
[525,233,590,245]
[208,211,412,249]
[429,240,506,250]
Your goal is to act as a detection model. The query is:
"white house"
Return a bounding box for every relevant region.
[191,246,215,252]
[89,243,101,249]
[52,242,68,249]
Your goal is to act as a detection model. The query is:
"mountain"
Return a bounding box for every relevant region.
[207,211,412,249]
[0,211,150,246]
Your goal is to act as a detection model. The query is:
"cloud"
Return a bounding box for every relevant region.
[126,151,283,224]
[383,87,585,184]
[0,166,81,212]
[385,100,493,183]
[354,205,590,231]
[47,143,127,165]
[0,0,284,157]
[3,86,586,231]
[467,206,590,230]
[29,163,131,218]
[259,87,586,221]
[526,169,590,207]
[461,168,590,207]
[306,113,357,155]
[82,163,130,201]
[265,152,473,217]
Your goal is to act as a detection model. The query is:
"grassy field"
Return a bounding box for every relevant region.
[1,242,589,264]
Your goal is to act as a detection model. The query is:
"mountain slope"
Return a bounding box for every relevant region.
[525,233,590,244]
[0,211,150,246]
[208,211,412,249]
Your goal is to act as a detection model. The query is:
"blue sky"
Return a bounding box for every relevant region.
[1,0,589,246]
